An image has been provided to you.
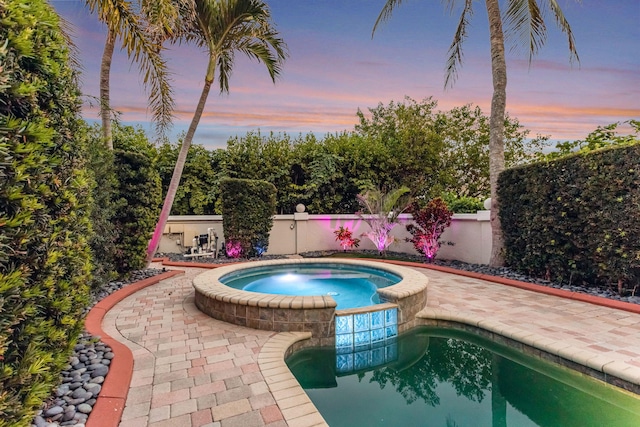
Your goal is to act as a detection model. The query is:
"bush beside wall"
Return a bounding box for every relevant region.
[498,143,640,289]
[112,147,162,273]
[0,1,93,425]
[220,178,277,258]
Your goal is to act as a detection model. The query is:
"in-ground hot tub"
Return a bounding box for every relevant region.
[193,258,428,347]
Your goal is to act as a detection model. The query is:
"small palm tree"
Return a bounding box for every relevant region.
[373,0,579,266]
[146,0,288,264]
[357,186,411,255]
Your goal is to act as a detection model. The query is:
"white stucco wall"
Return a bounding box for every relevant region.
[157,211,492,265]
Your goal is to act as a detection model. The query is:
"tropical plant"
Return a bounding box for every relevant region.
[357,187,411,255]
[146,0,288,265]
[373,0,579,266]
[85,0,187,148]
[334,226,361,252]
[406,198,454,262]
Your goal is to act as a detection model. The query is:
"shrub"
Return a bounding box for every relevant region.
[220,178,277,258]
[499,143,640,290]
[406,198,454,262]
[83,125,119,286]
[111,140,162,273]
[334,226,361,251]
[0,1,93,424]
[440,192,485,213]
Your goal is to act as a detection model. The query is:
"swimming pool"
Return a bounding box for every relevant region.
[286,326,640,427]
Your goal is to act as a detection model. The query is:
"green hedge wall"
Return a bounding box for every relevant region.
[498,143,640,289]
[112,148,162,273]
[0,1,93,425]
[220,178,276,258]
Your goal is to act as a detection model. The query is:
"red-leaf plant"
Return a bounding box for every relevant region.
[406,198,453,262]
[334,226,361,251]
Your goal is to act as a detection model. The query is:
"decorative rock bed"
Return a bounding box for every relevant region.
[32,269,164,427]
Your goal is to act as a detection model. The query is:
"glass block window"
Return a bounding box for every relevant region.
[334,307,399,373]
[335,315,353,335]
[354,313,370,332]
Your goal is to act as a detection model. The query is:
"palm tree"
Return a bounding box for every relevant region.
[373,0,579,266]
[145,0,288,264]
[86,0,188,148]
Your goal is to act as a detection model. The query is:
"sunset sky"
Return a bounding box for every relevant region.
[52,0,640,150]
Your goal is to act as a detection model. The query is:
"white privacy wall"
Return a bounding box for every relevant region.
[158,211,492,265]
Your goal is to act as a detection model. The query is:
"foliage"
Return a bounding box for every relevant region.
[334,226,360,251]
[225,131,296,213]
[357,187,410,255]
[406,198,454,262]
[220,178,276,258]
[0,1,93,424]
[439,192,484,213]
[83,124,119,286]
[431,103,547,198]
[536,120,640,161]
[355,97,448,198]
[111,126,162,273]
[150,98,544,215]
[156,139,224,215]
[499,142,640,290]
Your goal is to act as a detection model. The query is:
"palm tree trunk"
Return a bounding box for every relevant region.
[145,63,215,265]
[485,0,507,267]
[100,28,116,150]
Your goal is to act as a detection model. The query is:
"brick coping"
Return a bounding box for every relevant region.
[84,269,184,427]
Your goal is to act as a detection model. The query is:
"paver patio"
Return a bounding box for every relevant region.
[94,262,640,427]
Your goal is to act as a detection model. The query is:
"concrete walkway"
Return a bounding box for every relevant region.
[96,262,640,427]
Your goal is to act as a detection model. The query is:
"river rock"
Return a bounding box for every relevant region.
[43,406,64,417]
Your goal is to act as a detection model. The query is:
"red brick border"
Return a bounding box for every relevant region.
[85,269,184,427]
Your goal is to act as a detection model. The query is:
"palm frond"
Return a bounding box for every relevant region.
[444,0,474,89]
[372,0,406,37]
[504,0,579,64]
[546,0,580,63]
[504,0,547,62]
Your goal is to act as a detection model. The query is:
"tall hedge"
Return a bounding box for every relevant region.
[111,130,162,273]
[220,178,276,258]
[498,143,640,289]
[0,1,93,425]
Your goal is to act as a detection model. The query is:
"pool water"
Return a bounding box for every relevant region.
[286,327,640,427]
[220,263,401,309]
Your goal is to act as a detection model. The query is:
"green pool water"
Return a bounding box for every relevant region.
[286,327,640,427]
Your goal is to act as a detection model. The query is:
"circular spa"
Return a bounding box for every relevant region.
[220,262,401,310]
[193,258,428,344]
